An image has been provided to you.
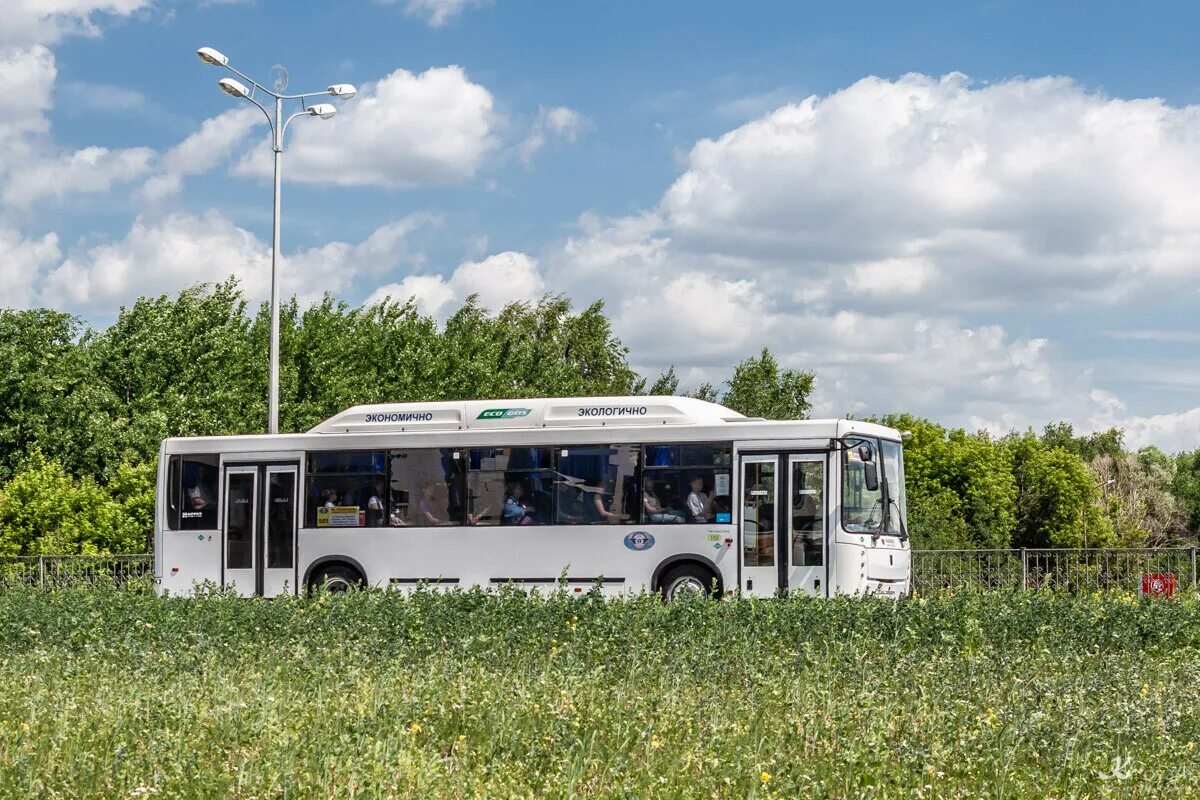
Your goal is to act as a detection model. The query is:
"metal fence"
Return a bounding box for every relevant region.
[0,554,153,590]
[3,549,1199,595]
[911,547,1199,595]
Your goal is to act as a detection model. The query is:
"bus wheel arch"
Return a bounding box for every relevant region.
[304,556,367,594]
[652,555,722,600]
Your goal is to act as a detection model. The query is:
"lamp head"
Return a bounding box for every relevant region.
[309,103,337,120]
[197,47,229,67]
[218,77,250,99]
[328,83,357,100]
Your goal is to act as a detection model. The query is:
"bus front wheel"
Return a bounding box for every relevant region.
[659,564,719,601]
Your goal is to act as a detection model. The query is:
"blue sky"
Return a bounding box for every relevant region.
[3,0,1200,448]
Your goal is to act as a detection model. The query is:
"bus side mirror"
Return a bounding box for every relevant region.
[864,461,880,492]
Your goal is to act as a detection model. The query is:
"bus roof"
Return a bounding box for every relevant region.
[160,397,903,453]
[308,396,748,434]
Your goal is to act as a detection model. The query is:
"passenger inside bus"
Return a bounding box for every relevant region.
[417,482,443,526]
[502,481,535,525]
[366,483,385,527]
[686,475,717,522]
[644,481,685,523]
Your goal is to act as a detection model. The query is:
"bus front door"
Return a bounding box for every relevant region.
[222,463,299,597]
[739,452,828,597]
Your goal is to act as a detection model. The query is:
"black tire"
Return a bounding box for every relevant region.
[308,563,364,595]
[659,563,720,601]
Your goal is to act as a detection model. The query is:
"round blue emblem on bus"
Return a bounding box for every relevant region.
[624,531,655,551]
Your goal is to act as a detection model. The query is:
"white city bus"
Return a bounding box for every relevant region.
[154,396,910,599]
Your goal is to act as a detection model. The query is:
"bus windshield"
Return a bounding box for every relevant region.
[880,439,907,537]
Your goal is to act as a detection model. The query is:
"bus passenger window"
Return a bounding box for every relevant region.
[640,443,732,525]
[555,445,639,525]
[179,455,219,530]
[467,447,553,526]
[306,450,386,528]
[389,449,464,527]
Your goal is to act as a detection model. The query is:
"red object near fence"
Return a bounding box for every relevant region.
[1140,573,1176,598]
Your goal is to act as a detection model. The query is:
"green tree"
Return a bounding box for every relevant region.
[1173,449,1200,539]
[0,309,122,481]
[720,348,814,419]
[1006,432,1112,547]
[0,452,149,555]
[876,413,1017,549]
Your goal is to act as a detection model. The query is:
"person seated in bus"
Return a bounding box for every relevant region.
[644,483,685,524]
[417,482,444,526]
[591,489,620,523]
[366,483,385,527]
[555,483,586,524]
[686,475,717,522]
[502,481,534,525]
[321,488,339,508]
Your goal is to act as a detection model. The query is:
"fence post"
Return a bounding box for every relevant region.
[38,555,45,588]
[1020,548,1028,591]
[1191,547,1197,590]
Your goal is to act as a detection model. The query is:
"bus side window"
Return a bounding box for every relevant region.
[166,455,181,530]
[179,455,220,530]
[555,445,639,525]
[467,447,554,526]
[306,450,386,528]
[641,443,732,525]
[389,449,465,527]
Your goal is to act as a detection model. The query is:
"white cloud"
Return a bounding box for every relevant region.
[141,107,261,201]
[0,228,60,308]
[1114,407,1200,451]
[0,45,156,209]
[519,105,590,164]
[0,46,56,157]
[4,145,156,207]
[533,72,1200,448]
[233,66,499,189]
[38,210,438,313]
[657,72,1200,310]
[1,0,154,46]
[380,0,491,28]
[364,251,544,319]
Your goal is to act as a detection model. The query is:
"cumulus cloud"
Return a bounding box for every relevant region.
[0,228,60,308]
[0,45,56,159]
[518,106,590,164]
[658,72,1200,310]
[364,251,544,319]
[533,73,1200,448]
[1,0,154,46]
[0,45,156,209]
[38,210,438,313]
[141,107,261,201]
[233,66,499,189]
[5,145,156,207]
[379,0,491,28]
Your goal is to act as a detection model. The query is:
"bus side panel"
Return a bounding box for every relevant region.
[298,524,735,595]
[159,530,221,596]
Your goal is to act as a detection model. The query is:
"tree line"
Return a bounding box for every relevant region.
[0,281,1197,554]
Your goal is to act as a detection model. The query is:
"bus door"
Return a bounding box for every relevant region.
[739,452,828,597]
[222,463,299,597]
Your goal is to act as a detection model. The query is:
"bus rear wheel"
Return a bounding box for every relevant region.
[659,564,719,601]
[308,563,364,595]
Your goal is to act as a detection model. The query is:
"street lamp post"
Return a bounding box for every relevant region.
[198,46,356,434]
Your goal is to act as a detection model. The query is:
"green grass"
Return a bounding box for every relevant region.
[1,588,1199,798]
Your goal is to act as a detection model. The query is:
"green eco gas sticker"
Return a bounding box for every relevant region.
[477,408,532,420]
